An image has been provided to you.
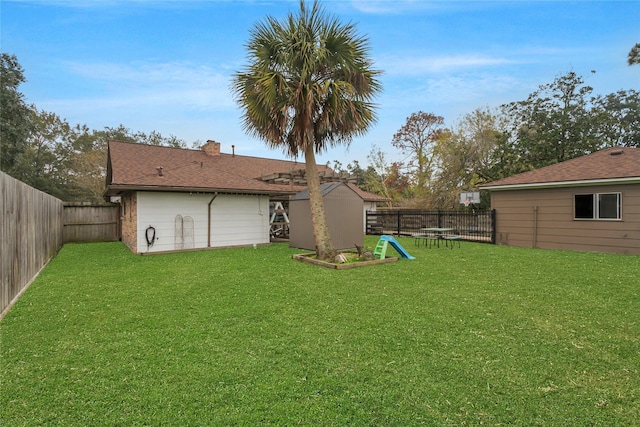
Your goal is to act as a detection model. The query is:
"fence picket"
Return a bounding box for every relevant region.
[1,173,121,317]
[63,203,119,243]
[1,172,64,317]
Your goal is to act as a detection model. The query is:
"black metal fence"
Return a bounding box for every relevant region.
[366,209,496,244]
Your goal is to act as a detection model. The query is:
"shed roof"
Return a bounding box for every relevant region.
[292,182,358,200]
[345,183,391,203]
[480,147,640,190]
[292,182,387,202]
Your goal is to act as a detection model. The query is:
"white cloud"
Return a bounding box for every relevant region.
[377,72,527,123]
[62,60,234,110]
[348,0,453,15]
[377,53,518,75]
[32,60,240,145]
[8,0,296,8]
[421,73,523,102]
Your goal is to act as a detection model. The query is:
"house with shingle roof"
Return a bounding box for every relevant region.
[104,140,386,253]
[480,146,640,255]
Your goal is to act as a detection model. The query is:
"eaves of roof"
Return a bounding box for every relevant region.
[104,184,298,197]
[480,176,640,191]
[480,147,640,191]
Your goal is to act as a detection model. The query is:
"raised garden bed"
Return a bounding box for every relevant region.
[292,253,398,270]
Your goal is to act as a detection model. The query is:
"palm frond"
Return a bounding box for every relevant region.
[231,0,381,158]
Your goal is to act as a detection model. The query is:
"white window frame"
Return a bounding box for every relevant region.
[574,192,622,221]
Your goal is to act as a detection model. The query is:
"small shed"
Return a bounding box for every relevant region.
[289,182,364,250]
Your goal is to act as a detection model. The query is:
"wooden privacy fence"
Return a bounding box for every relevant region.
[366,209,496,244]
[63,203,119,243]
[1,172,64,317]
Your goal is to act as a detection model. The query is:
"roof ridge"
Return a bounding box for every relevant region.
[108,139,313,166]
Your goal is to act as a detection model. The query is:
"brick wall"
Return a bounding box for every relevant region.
[120,192,138,253]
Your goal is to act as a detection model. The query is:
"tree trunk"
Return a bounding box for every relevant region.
[304,143,336,261]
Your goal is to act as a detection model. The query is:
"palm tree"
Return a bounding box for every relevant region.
[232,0,381,260]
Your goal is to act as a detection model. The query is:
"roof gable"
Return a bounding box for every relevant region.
[481,147,640,190]
[292,182,351,200]
[292,182,389,203]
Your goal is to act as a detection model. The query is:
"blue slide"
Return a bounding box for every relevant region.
[380,235,416,260]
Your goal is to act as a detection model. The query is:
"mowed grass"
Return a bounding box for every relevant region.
[1,237,638,426]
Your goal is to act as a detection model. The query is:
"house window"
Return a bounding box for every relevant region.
[574,192,621,220]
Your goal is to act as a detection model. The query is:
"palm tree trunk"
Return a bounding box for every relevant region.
[304,142,336,261]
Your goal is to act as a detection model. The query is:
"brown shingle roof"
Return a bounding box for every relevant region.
[480,147,640,190]
[105,140,328,197]
[345,183,390,203]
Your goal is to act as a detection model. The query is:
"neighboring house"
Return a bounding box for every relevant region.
[480,147,640,255]
[104,140,385,254]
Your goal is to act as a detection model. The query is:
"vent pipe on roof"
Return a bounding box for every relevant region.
[610,149,624,156]
[157,166,164,177]
[232,145,235,157]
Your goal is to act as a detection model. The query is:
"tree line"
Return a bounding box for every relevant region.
[1,53,188,202]
[333,70,639,209]
[2,50,638,208]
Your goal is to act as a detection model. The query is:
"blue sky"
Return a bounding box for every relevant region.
[2,0,639,166]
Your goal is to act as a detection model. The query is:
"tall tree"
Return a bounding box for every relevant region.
[69,125,188,202]
[366,145,410,206]
[391,111,444,198]
[18,109,76,200]
[1,54,34,176]
[433,108,504,208]
[330,159,368,189]
[501,71,598,171]
[232,0,381,260]
[628,43,640,66]
[591,89,640,148]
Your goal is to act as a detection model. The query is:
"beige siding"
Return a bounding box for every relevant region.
[290,184,363,251]
[492,184,640,255]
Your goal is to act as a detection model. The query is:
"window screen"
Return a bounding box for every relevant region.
[598,193,621,219]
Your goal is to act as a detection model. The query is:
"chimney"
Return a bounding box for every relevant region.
[202,140,221,157]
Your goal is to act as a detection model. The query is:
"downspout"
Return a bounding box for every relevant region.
[208,193,218,247]
[533,206,538,249]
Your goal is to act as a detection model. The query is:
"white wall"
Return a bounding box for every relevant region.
[136,192,270,253]
[363,202,377,233]
[210,194,270,248]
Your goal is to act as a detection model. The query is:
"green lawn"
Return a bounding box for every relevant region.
[1,237,638,426]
